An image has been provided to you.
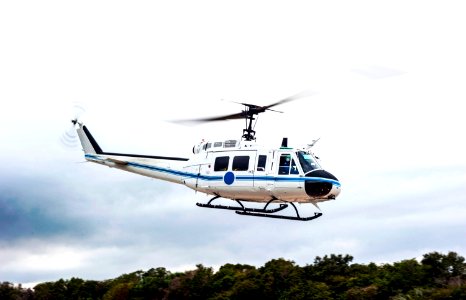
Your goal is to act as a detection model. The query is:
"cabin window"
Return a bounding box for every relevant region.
[257,155,267,171]
[214,156,229,171]
[278,154,291,175]
[214,142,223,147]
[206,143,212,150]
[232,156,250,171]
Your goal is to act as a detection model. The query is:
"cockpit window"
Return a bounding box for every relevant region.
[297,151,321,173]
[279,154,300,175]
[290,159,299,174]
[278,154,291,175]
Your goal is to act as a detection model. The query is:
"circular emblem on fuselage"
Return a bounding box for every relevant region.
[223,171,235,185]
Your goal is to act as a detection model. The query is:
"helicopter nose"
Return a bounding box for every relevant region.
[304,170,341,198]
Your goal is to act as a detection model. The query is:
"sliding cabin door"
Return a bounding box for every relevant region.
[210,151,256,199]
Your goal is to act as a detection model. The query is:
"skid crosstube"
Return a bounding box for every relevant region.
[196,197,288,213]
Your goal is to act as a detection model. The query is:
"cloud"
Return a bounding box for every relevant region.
[351,65,406,79]
[0,176,92,242]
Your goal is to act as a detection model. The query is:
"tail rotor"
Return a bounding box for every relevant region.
[60,103,86,149]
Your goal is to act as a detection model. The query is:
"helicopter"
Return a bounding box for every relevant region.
[71,93,341,221]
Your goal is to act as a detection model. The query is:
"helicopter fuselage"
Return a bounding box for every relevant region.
[84,137,341,204]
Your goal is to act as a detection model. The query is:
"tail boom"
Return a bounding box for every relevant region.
[75,122,190,184]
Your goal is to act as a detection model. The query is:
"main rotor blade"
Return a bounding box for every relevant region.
[196,112,245,122]
[264,90,315,110]
[172,90,314,124]
[266,108,284,113]
[174,111,245,123]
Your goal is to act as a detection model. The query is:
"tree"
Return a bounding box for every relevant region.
[103,282,133,300]
[166,264,213,300]
[284,280,332,300]
[209,264,262,300]
[34,279,67,300]
[345,285,378,300]
[259,258,301,299]
[309,254,354,279]
[377,259,425,296]
[304,254,354,297]
[346,262,379,288]
[422,251,465,286]
[131,267,172,300]
[0,282,20,300]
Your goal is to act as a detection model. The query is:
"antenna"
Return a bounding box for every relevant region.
[281,137,288,147]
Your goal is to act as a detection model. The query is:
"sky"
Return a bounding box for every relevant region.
[1,0,466,286]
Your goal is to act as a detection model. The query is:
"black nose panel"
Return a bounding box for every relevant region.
[305,181,333,197]
[305,170,338,197]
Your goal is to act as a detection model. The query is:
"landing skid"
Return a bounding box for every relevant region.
[236,210,322,221]
[196,196,322,221]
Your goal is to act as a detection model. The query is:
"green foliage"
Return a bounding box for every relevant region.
[209,263,262,300]
[260,258,300,299]
[166,264,213,300]
[34,278,107,300]
[304,254,354,298]
[2,251,464,300]
[378,259,425,295]
[130,267,172,299]
[422,251,466,286]
[0,282,24,300]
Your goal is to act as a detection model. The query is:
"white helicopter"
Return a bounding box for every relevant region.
[71,94,341,221]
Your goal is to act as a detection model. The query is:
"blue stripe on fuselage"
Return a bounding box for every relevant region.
[84,154,341,186]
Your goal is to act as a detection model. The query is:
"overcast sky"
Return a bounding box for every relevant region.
[1,0,465,286]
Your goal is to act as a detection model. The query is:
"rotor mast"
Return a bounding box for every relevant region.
[242,107,258,141]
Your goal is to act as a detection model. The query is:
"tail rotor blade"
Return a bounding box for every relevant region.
[60,124,80,148]
[72,102,86,120]
[60,102,86,149]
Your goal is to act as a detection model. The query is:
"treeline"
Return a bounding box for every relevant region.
[1,251,465,300]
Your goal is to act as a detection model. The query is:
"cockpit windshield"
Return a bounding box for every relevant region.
[296,151,321,173]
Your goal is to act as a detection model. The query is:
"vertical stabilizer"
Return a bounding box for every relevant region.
[75,122,103,154]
